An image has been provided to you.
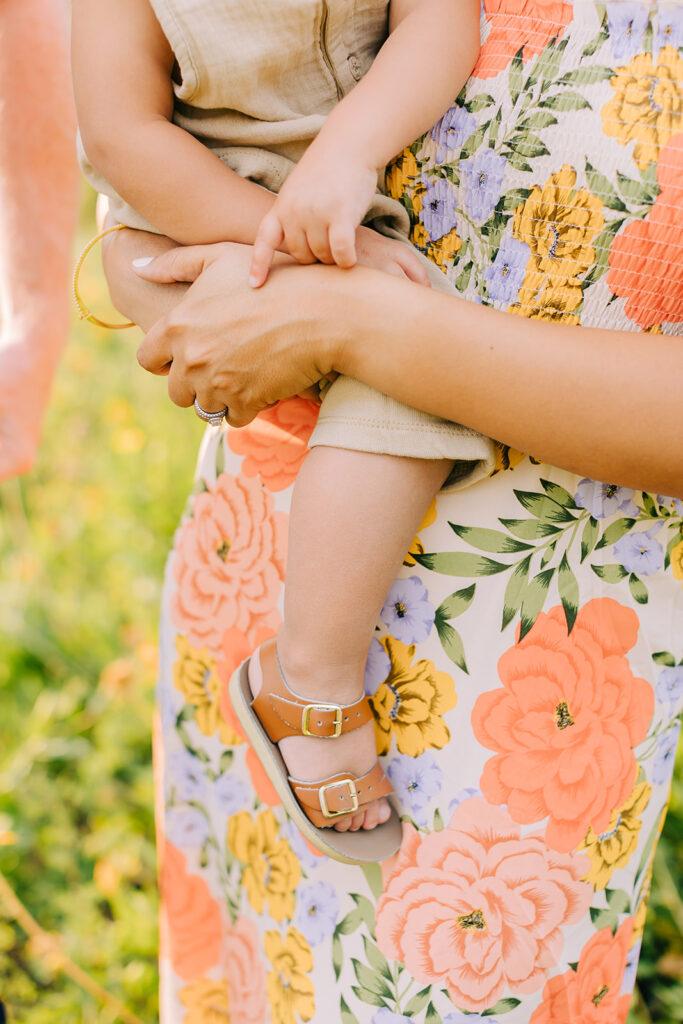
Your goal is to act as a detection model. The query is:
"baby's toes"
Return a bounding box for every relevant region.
[362,798,391,830]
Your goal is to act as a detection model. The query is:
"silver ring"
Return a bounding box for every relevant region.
[193,397,229,427]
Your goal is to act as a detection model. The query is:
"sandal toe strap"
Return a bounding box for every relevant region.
[291,764,393,828]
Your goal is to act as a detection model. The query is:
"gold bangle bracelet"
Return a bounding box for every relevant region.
[72,224,136,330]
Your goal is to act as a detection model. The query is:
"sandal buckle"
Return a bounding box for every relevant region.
[302,703,343,738]
[319,779,359,818]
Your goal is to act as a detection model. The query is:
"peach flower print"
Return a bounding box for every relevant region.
[217,625,281,806]
[222,917,268,1024]
[530,918,634,1023]
[607,133,683,329]
[375,798,592,1013]
[472,599,654,853]
[474,1,574,80]
[159,842,222,982]
[227,398,319,492]
[172,472,287,653]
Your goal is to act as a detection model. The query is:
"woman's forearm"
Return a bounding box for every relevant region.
[334,269,683,495]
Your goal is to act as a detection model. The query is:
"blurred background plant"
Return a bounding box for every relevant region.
[0,193,681,1022]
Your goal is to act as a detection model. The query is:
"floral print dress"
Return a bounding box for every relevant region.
[155,2,683,1022]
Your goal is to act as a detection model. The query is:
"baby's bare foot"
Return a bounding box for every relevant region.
[248,645,391,832]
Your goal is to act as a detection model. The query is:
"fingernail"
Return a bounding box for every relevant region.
[132,257,153,267]
[248,274,260,288]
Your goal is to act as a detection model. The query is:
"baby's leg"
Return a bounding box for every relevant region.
[249,446,452,831]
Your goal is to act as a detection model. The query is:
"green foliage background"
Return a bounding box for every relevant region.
[0,200,681,1022]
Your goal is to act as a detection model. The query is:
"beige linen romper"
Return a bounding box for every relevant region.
[80,0,495,485]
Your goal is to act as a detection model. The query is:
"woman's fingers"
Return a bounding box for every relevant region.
[250,214,284,288]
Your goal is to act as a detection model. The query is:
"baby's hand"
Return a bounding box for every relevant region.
[249,148,378,287]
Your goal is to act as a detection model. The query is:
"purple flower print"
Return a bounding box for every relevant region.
[166,807,209,847]
[483,237,530,305]
[607,4,649,62]
[364,637,391,696]
[461,149,507,224]
[213,773,250,816]
[294,881,338,945]
[655,7,683,51]
[652,721,681,785]
[613,529,664,576]
[169,749,206,802]
[380,576,435,644]
[444,1015,499,1024]
[657,493,683,515]
[574,478,639,519]
[372,1010,412,1024]
[283,821,321,869]
[387,753,442,824]
[430,106,476,164]
[656,666,683,715]
[418,177,458,241]
[621,938,642,995]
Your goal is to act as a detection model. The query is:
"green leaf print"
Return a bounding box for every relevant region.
[591,563,629,583]
[351,986,390,1009]
[513,489,577,523]
[556,65,614,87]
[581,516,600,562]
[505,132,550,159]
[351,959,394,1001]
[606,888,632,914]
[628,573,649,604]
[332,932,344,981]
[340,996,361,1024]
[581,24,609,57]
[585,161,627,212]
[501,554,532,630]
[518,111,558,132]
[435,583,476,620]
[642,492,657,516]
[350,892,378,936]
[484,999,523,1016]
[558,552,579,633]
[535,36,569,87]
[465,93,495,113]
[539,91,591,111]
[540,479,579,508]
[503,150,533,174]
[336,908,363,935]
[454,260,473,293]
[652,651,676,667]
[362,935,393,981]
[425,1003,443,1024]
[449,524,534,554]
[595,517,637,549]
[501,187,533,211]
[590,906,619,932]
[460,123,488,160]
[499,517,561,540]
[617,171,656,206]
[581,218,626,289]
[403,986,433,1016]
[415,552,511,576]
[508,47,524,105]
[519,567,556,640]
[435,619,468,674]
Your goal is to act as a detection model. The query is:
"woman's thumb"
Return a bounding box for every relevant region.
[132,245,210,284]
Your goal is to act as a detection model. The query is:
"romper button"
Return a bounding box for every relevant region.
[348,54,363,80]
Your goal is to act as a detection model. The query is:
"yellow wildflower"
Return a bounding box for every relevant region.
[492,443,527,475]
[602,47,683,169]
[670,538,683,583]
[179,977,230,1024]
[511,274,584,325]
[577,779,652,889]
[265,927,315,1024]
[173,635,242,745]
[385,148,420,202]
[410,221,430,249]
[427,228,462,271]
[404,498,437,566]
[513,165,604,286]
[370,636,457,757]
[227,809,300,921]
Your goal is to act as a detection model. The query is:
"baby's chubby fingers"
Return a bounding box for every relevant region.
[393,246,431,287]
[249,213,285,288]
[329,221,357,269]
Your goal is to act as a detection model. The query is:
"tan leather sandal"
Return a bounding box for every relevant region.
[228,637,403,864]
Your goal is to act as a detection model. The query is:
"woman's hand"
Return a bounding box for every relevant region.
[134,242,345,424]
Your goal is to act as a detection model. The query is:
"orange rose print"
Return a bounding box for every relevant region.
[607,133,683,329]
[472,599,654,853]
[375,798,591,1012]
[159,842,222,981]
[530,918,634,1023]
[227,398,319,492]
[172,472,287,653]
[474,0,574,80]
[222,917,268,1024]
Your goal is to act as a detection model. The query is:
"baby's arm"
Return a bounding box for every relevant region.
[249,0,480,285]
[72,0,278,246]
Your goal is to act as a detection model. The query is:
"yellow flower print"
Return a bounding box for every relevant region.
[511,273,583,325]
[404,498,437,567]
[265,927,315,1024]
[227,809,301,921]
[491,443,527,476]
[173,635,242,745]
[385,148,420,203]
[369,636,457,756]
[577,779,652,890]
[410,221,429,249]
[178,977,230,1024]
[602,47,683,170]
[670,538,683,583]
[427,228,462,272]
[513,165,604,286]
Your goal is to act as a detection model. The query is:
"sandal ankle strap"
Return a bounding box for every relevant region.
[291,763,393,826]
[252,639,373,742]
